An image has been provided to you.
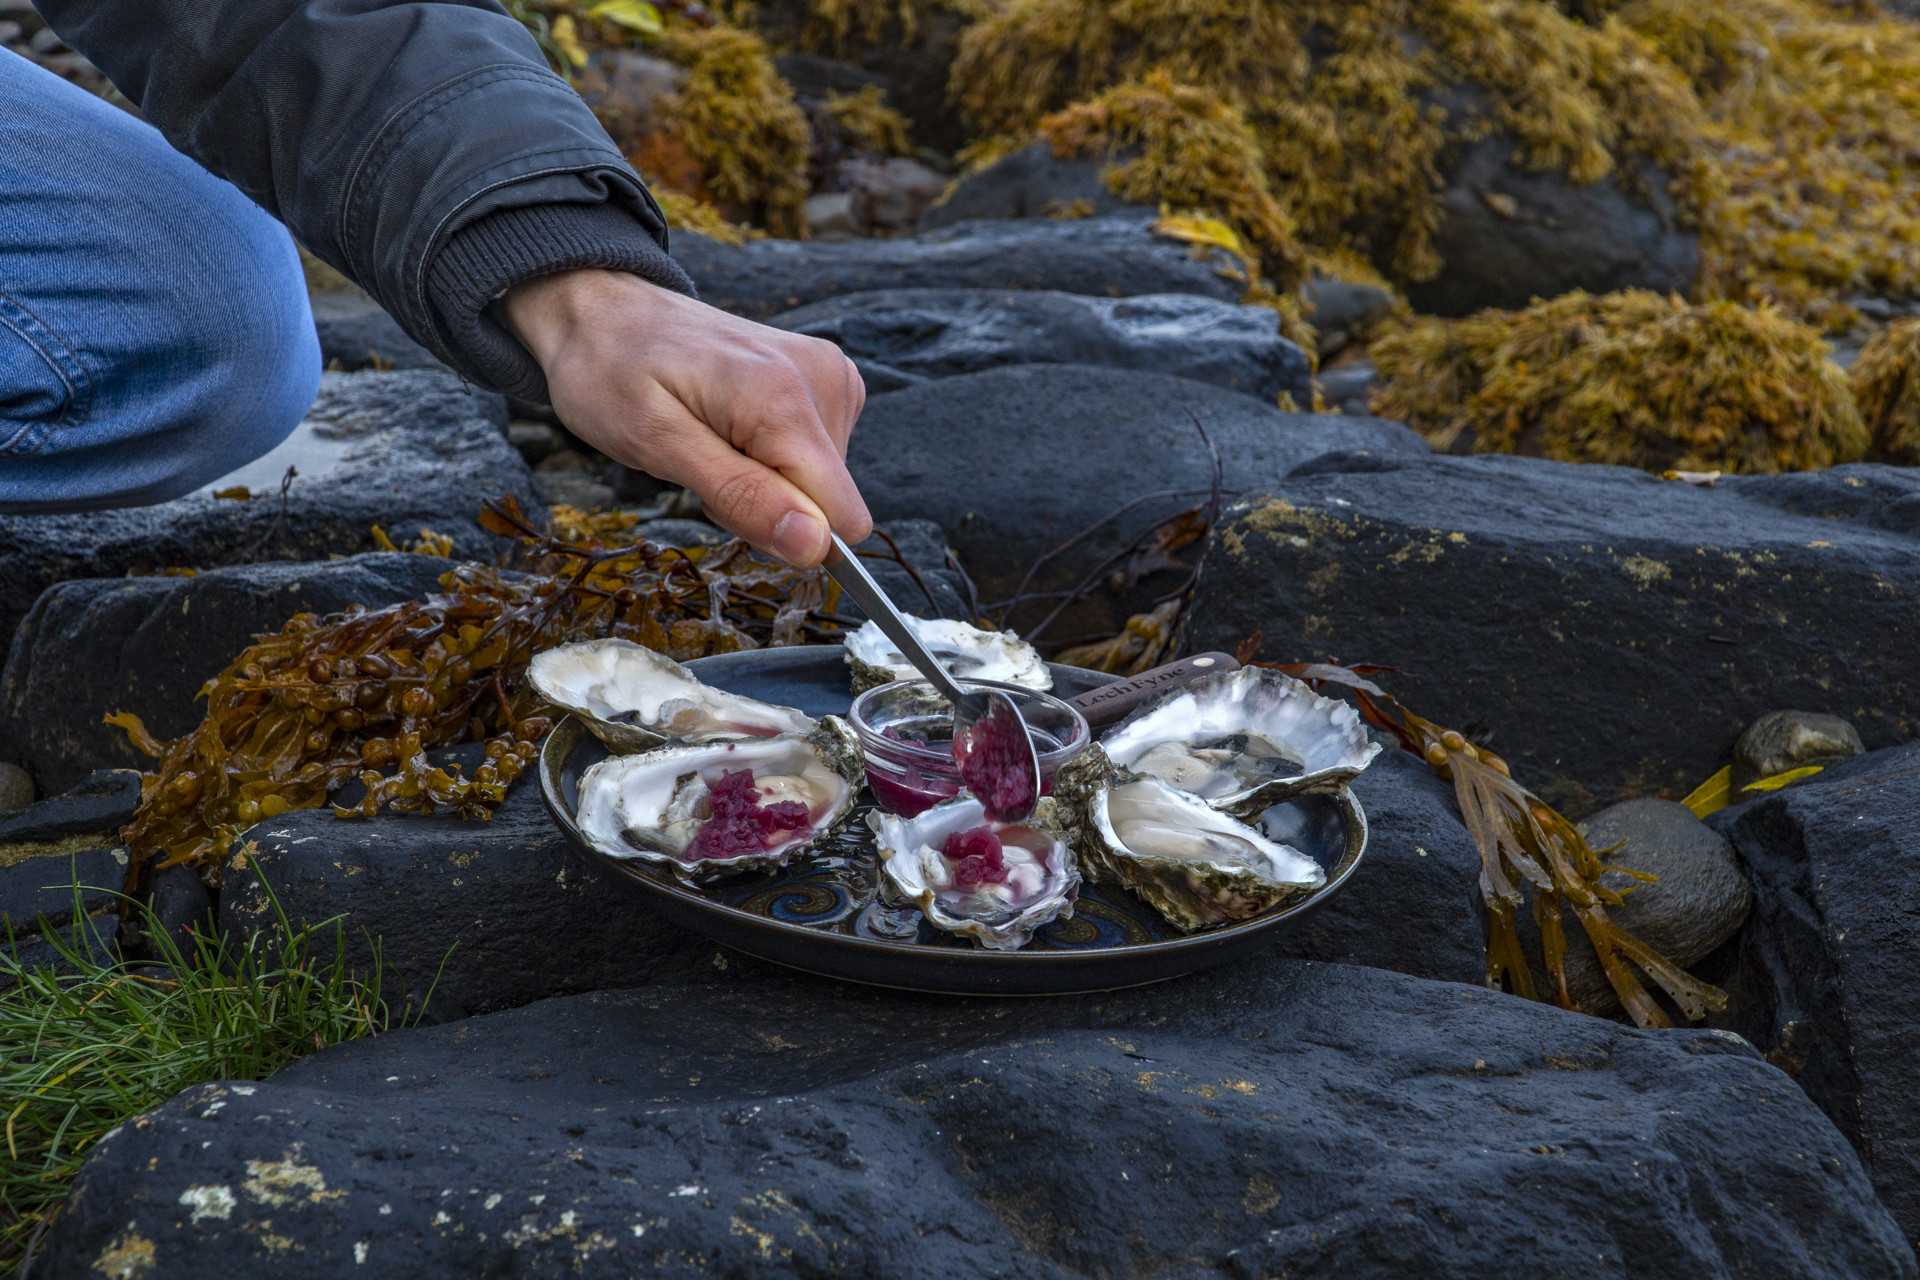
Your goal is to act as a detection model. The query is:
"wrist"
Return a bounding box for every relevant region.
[501,267,655,370]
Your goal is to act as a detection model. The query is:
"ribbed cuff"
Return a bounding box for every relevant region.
[427,201,696,403]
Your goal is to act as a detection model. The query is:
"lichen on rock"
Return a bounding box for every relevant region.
[1369,289,1869,472]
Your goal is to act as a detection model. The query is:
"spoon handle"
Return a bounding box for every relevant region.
[822,534,972,706]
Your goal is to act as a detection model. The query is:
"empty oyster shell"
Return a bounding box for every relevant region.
[529,637,814,753]
[1098,667,1379,816]
[575,718,862,884]
[1056,755,1324,933]
[867,794,1079,950]
[844,617,1051,694]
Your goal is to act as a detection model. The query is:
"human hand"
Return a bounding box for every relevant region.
[501,267,871,568]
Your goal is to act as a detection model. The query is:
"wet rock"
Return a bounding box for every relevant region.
[219,751,708,1022]
[847,364,1427,640]
[309,295,440,372]
[1712,743,1920,1239]
[1185,454,1920,816]
[1407,138,1700,316]
[0,769,135,937]
[804,190,860,238]
[0,761,29,810]
[1276,745,1484,984]
[43,958,1911,1279]
[146,863,215,955]
[0,370,537,644]
[833,155,948,231]
[918,141,1135,228]
[530,470,615,512]
[772,288,1312,406]
[1734,711,1867,790]
[843,519,972,622]
[771,51,893,103]
[754,1,973,153]
[0,553,459,796]
[634,517,730,547]
[505,420,560,465]
[1520,799,1752,1018]
[672,216,1246,321]
[1316,359,1379,416]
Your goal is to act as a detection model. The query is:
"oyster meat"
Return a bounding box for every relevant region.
[1098,667,1379,816]
[575,719,863,884]
[529,637,814,752]
[868,795,1079,950]
[1059,757,1324,933]
[844,617,1051,694]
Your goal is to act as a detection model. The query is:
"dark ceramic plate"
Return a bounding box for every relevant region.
[539,645,1368,995]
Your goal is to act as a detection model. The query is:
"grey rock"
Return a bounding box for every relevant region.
[42,959,1912,1279]
[6,913,118,985]
[0,769,137,967]
[1521,799,1752,1018]
[146,863,214,956]
[1712,743,1920,1239]
[1307,275,1397,356]
[220,748,710,1022]
[918,141,1137,228]
[771,51,893,102]
[530,470,615,512]
[754,1,973,153]
[835,155,948,230]
[0,370,538,645]
[1185,453,1920,816]
[803,190,860,239]
[1315,358,1379,416]
[0,768,141,843]
[633,517,731,547]
[1,553,459,796]
[506,420,561,465]
[672,216,1247,322]
[1734,710,1867,791]
[1276,744,1484,983]
[847,364,1428,640]
[1407,139,1700,315]
[772,288,1312,406]
[0,761,29,810]
[847,519,972,622]
[308,294,441,372]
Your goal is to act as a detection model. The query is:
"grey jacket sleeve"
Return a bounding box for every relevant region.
[33,0,695,402]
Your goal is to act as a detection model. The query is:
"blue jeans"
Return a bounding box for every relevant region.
[0,49,319,514]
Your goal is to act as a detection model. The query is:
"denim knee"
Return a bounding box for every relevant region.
[0,50,321,514]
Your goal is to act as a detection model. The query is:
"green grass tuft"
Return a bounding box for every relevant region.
[0,865,437,1275]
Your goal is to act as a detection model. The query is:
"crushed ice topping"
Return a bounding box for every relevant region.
[686,769,812,861]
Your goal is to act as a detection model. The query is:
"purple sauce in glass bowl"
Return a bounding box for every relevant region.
[848,677,1091,817]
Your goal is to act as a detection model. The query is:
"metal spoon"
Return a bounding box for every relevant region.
[821,533,1042,823]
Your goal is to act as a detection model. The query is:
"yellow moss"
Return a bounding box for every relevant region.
[1851,318,1920,465]
[650,184,756,245]
[1370,290,1868,473]
[1615,0,1920,327]
[950,0,1704,283]
[827,85,916,155]
[783,0,991,54]
[1037,74,1308,290]
[655,25,813,238]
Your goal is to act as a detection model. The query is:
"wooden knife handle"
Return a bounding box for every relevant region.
[1064,652,1242,728]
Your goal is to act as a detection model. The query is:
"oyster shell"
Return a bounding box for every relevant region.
[1098,667,1379,816]
[867,795,1079,950]
[575,718,863,884]
[844,617,1051,694]
[529,637,813,753]
[1056,755,1324,933]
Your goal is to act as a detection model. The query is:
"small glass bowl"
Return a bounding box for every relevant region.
[848,677,1091,817]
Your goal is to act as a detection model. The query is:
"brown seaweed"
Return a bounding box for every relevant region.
[109,499,849,884]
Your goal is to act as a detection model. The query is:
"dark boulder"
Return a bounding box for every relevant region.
[1277,744,1484,984]
[219,749,709,1022]
[1185,454,1920,816]
[771,288,1312,405]
[918,141,1136,228]
[40,958,1911,1278]
[754,3,973,153]
[309,295,441,373]
[0,370,537,644]
[672,216,1247,321]
[847,364,1427,640]
[0,768,136,937]
[1408,138,1701,316]
[1712,743,1920,1240]
[0,553,459,795]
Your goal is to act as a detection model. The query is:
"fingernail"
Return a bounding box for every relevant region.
[771,510,826,566]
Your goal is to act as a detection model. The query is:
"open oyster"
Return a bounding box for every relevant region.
[1057,756,1324,933]
[529,637,814,753]
[844,617,1051,694]
[574,719,862,884]
[1098,667,1379,817]
[867,794,1079,950]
